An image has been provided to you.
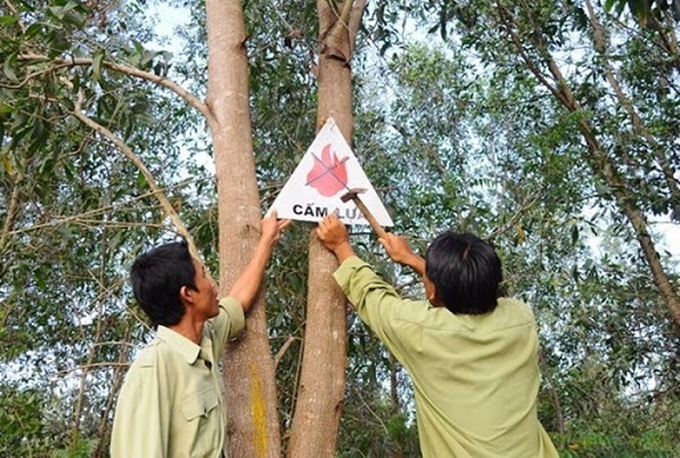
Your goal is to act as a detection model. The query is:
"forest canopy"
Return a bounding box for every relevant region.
[1,0,679,456]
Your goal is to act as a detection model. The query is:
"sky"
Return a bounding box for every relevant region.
[147,2,680,260]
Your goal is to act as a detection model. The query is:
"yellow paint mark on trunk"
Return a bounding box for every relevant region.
[249,362,267,457]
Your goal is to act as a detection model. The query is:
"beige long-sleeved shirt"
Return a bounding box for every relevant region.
[334,256,559,458]
[110,297,244,458]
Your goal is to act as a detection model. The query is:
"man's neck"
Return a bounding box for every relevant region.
[168,318,205,345]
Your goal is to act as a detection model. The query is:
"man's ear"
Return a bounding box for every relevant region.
[426,287,436,304]
[427,284,444,307]
[179,285,195,306]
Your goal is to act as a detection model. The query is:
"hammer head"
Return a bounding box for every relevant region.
[340,187,367,203]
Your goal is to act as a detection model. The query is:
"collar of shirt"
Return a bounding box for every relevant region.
[156,325,202,365]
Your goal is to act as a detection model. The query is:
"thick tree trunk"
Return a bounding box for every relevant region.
[205,1,281,456]
[286,235,347,456]
[286,1,365,456]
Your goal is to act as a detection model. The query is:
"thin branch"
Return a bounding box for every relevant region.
[7,187,176,235]
[72,90,202,262]
[71,231,110,446]
[95,324,132,457]
[89,340,136,348]
[0,177,22,252]
[3,0,24,33]
[71,220,168,230]
[17,53,216,127]
[56,362,131,377]
[323,0,356,62]
[495,5,570,108]
[486,193,539,240]
[274,335,300,370]
[539,347,565,434]
[348,379,390,435]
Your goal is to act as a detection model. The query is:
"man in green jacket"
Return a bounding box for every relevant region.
[317,214,558,458]
[111,213,289,458]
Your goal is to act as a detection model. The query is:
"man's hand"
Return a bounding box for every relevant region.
[379,233,416,265]
[229,210,290,312]
[379,233,426,277]
[261,210,291,248]
[316,214,355,262]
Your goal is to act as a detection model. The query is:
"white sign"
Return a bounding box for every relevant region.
[267,117,393,226]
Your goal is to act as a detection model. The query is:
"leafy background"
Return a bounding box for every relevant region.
[1,0,679,456]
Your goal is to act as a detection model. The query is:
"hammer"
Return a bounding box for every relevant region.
[340,188,389,239]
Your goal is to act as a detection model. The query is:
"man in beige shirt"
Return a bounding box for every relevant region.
[317,214,558,457]
[111,213,289,458]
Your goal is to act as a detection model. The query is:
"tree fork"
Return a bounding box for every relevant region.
[286,1,366,456]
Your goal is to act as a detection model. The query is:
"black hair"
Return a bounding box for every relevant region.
[425,232,503,315]
[130,240,197,327]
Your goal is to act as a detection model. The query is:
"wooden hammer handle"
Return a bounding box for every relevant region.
[351,197,389,239]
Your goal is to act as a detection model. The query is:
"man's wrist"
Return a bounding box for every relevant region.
[397,253,425,275]
[333,241,355,262]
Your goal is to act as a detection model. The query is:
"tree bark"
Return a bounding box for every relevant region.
[286,1,365,456]
[205,1,281,456]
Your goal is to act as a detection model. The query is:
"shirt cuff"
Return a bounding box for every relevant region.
[333,256,366,291]
[219,296,246,335]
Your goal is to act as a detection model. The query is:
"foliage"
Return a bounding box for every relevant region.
[1,0,213,454]
[605,0,680,28]
[1,0,679,455]
[0,385,46,455]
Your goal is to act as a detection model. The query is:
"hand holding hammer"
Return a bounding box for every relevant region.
[340,188,389,239]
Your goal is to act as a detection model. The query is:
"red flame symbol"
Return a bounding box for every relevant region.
[306,143,349,197]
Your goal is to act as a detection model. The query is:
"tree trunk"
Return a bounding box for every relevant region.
[286,1,366,456]
[205,1,281,456]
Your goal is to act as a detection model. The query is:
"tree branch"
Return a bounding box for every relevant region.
[539,347,565,434]
[95,324,132,457]
[3,0,24,33]
[348,0,367,56]
[17,53,217,127]
[0,177,22,252]
[323,0,355,62]
[485,193,539,240]
[274,335,300,370]
[72,90,203,262]
[8,187,181,235]
[495,6,569,107]
[585,0,680,209]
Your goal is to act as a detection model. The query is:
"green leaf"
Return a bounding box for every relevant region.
[571,224,579,245]
[92,51,104,82]
[3,53,18,82]
[25,22,43,38]
[71,72,81,94]
[137,169,147,188]
[0,102,13,115]
[140,50,159,68]
[0,15,19,26]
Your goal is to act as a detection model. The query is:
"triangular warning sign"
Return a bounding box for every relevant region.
[267,117,393,226]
